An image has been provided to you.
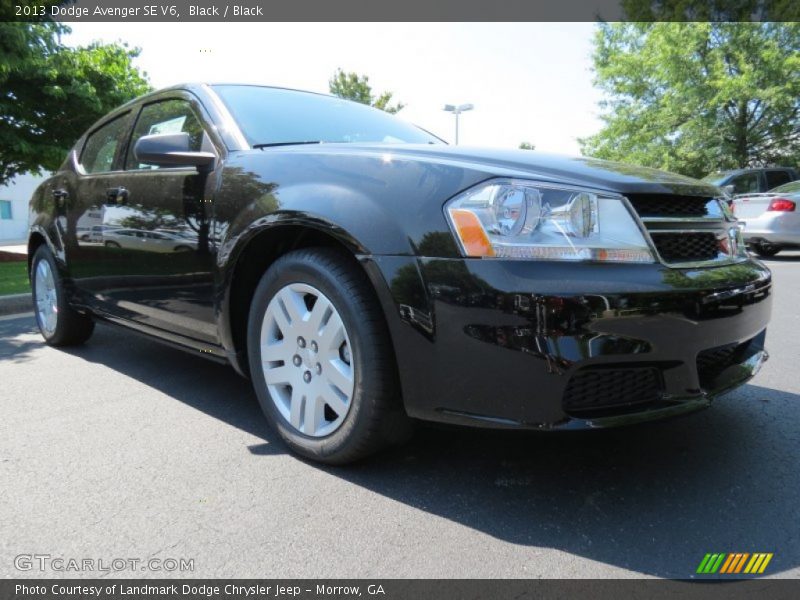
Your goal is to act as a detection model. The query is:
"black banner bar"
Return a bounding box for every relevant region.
[3,580,800,600]
[5,0,800,22]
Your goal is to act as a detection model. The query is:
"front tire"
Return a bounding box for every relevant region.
[31,245,94,346]
[247,247,412,464]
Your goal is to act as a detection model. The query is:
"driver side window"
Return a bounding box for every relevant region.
[125,99,208,170]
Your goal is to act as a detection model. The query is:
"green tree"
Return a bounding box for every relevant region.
[0,21,151,186]
[518,142,536,150]
[328,68,405,114]
[580,23,800,178]
[620,0,799,21]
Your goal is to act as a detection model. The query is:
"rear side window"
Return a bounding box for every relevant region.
[730,172,760,194]
[80,113,131,174]
[765,170,792,190]
[126,99,207,170]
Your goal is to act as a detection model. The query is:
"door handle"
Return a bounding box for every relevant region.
[52,189,68,208]
[106,186,129,205]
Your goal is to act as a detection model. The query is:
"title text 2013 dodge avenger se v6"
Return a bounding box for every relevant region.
[27,84,772,463]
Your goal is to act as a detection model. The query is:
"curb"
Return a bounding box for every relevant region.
[0,293,32,316]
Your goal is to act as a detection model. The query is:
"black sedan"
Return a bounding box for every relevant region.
[28,84,772,463]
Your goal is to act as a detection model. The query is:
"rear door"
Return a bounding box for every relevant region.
[92,94,221,343]
[66,110,136,298]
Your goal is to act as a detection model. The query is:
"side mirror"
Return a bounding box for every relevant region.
[134,133,215,170]
[722,184,735,197]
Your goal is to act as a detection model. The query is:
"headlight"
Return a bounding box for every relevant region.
[444,179,654,262]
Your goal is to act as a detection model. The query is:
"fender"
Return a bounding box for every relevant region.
[210,151,484,375]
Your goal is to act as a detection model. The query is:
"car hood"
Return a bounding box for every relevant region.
[262,143,721,197]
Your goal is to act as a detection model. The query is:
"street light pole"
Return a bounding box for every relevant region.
[443,103,474,145]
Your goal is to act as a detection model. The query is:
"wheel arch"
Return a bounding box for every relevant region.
[220,221,402,380]
[27,227,60,280]
[27,232,47,278]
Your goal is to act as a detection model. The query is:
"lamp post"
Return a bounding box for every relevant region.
[443,103,474,145]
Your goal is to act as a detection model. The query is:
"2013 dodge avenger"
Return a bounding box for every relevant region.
[28,84,772,463]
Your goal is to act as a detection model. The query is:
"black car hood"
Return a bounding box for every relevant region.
[265,143,721,197]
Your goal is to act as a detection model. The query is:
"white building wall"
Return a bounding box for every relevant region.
[0,173,47,242]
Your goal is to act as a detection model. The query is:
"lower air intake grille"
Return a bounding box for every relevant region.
[650,232,719,263]
[563,367,663,417]
[696,342,747,388]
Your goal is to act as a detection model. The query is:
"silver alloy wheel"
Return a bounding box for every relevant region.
[260,283,355,437]
[34,258,58,337]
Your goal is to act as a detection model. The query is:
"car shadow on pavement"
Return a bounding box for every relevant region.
[14,318,800,579]
[0,317,43,363]
[336,390,800,578]
[62,320,272,441]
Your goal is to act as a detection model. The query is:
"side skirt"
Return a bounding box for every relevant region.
[88,308,230,365]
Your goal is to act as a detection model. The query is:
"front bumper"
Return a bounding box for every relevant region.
[365,256,772,430]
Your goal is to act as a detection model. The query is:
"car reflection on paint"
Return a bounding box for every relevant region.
[79,225,119,244]
[102,228,197,252]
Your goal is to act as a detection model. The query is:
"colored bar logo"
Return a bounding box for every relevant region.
[696,553,773,574]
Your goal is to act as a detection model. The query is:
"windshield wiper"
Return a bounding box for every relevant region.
[253,141,323,149]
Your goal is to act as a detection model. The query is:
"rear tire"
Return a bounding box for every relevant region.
[753,244,780,258]
[31,245,94,347]
[247,247,413,464]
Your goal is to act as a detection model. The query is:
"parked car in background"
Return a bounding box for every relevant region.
[79,224,117,243]
[732,180,800,257]
[27,83,773,464]
[703,167,799,196]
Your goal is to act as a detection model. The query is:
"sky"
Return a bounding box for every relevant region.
[65,23,604,155]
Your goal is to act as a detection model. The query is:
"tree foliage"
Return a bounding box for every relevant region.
[0,22,151,186]
[328,68,405,114]
[620,0,799,21]
[580,23,800,178]
[518,142,536,150]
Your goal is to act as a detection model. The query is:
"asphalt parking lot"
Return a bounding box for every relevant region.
[2,253,799,579]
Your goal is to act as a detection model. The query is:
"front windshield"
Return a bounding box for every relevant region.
[212,85,442,147]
